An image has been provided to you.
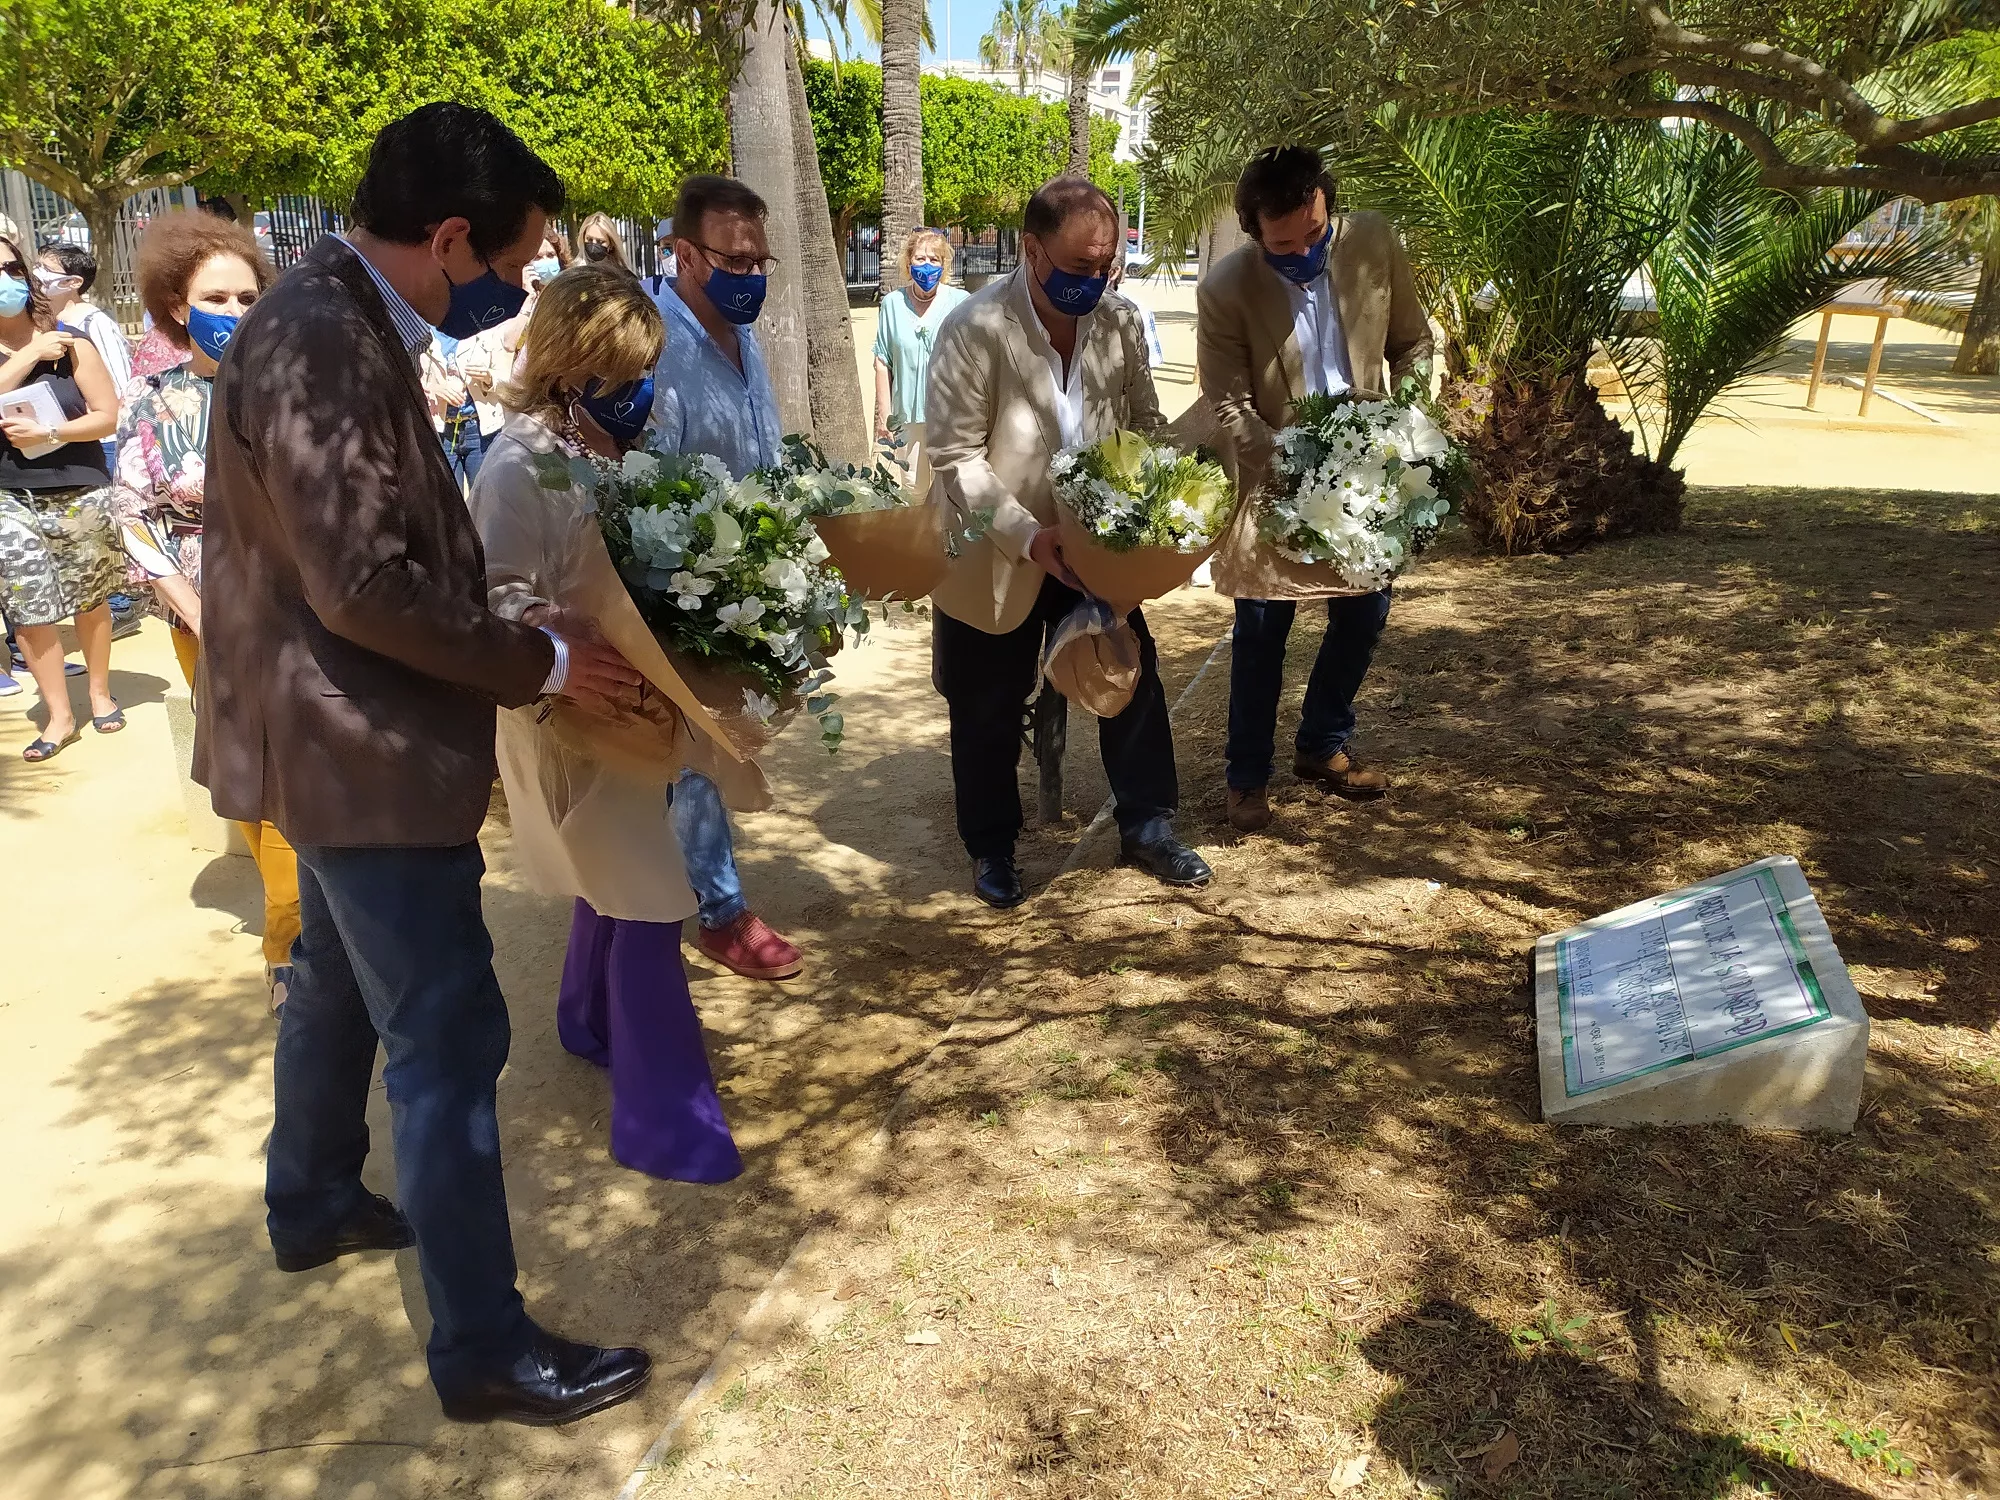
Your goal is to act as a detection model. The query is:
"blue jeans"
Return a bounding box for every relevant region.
[267,842,534,1384]
[672,770,747,929]
[1225,590,1392,792]
[443,414,484,492]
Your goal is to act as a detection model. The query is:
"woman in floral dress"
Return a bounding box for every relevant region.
[113,210,300,1015]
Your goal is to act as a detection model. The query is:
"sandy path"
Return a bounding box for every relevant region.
[0,582,1230,1500]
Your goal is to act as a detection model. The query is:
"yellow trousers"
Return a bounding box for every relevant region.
[172,627,302,969]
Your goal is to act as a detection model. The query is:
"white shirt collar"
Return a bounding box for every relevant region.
[1284,269,1352,397]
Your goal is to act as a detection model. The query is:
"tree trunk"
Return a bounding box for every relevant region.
[879,0,925,300]
[833,207,856,270]
[728,0,812,436]
[784,31,869,464]
[1064,65,1092,177]
[1952,243,2000,377]
[79,197,130,329]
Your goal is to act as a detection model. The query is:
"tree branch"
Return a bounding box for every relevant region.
[1634,0,1881,132]
[1877,95,2000,145]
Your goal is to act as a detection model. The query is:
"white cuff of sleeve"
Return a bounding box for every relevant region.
[538,628,569,695]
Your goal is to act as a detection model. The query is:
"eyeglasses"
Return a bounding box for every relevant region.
[690,242,777,278]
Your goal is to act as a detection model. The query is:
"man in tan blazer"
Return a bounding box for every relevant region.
[196,104,653,1426]
[927,177,1211,908]
[1197,146,1433,833]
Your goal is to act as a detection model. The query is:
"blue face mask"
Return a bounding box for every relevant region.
[705,264,766,325]
[0,275,29,318]
[909,262,944,294]
[1264,220,1334,286]
[437,263,529,339]
[527,256,561,284]
[1034,258,1108,318]
[186,306,240,362]
[578,375,655,446]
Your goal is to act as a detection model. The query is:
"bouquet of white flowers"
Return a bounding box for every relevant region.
[553,445,867,752]
[1261,389,1467,592]
[1050,429,1233,604]
[757,434,981,602]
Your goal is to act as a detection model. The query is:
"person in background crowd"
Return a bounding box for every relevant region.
[423,331,484,491]
[1107,259,1165,371]
[499,228,571,360]
[576,214,631,273]
[36,244,134,401]
[645,219,677,297]
[871,226,969,495]
[0,231,125,762]
[646,173,802,983]
[112,209,301,1012]
[193,101,652,1427]
[1196,146,1432,833]
[924,179,1212,907]
[469,265,743,1184]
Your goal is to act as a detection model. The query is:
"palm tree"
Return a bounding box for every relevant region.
[879,0,925,298]
[980,0,1048,94]
[1944,195,2000,375]
[784,33,870,460]
[1041,4,1092,175]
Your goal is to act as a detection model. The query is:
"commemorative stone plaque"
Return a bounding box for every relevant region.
[1534,856,1868,1131]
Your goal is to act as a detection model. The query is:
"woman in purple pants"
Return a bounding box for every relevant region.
[467,265,742,1184]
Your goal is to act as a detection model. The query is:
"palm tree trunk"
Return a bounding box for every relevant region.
[784,31,868,464]
[727,0,812,435]
[1064,64,1091,176]
[1952,241,2000,377]
[880,0,925,300]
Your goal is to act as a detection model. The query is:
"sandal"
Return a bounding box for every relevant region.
[23,729,81,763]
[91,704,124,734]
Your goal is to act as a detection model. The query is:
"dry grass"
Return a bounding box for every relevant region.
[649,486,2000,1500]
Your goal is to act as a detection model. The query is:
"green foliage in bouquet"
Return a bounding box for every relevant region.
[1050,429,1233,554]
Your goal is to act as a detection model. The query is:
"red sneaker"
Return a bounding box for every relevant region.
[695,912,804,981]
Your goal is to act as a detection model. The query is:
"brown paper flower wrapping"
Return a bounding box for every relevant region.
[1045,619,1141,717]
[815,502,952,600]
[1055,500,1218,611]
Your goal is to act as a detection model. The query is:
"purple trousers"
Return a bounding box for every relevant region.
[557,901,744,1184]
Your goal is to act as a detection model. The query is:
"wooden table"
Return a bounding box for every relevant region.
[1806,282,1906,417]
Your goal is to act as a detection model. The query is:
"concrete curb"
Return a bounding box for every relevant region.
[616,627,1231,1498]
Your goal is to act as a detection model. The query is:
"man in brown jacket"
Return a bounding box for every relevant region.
[195,103,651,1426]
[1196,147,1433,833]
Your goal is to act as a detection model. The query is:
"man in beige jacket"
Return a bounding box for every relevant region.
[927,177,1211,908]
[1197,146,1433,833]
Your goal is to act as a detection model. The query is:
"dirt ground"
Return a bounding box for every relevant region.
[1,299,1994,1500]
[648,482,2000,1500]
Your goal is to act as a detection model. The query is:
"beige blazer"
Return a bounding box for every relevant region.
[1196,212,1434,600]
[469,415,698,925]
[925,266,1164,635]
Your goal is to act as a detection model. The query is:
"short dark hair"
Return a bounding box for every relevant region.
[39,242,97,293]
[1023,177,1117,239]
[672,175,767,246]
[1235,146,1337,239]
[350,102,566,260]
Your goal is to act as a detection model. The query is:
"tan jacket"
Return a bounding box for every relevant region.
[1196,213,1433,600]
[193,237,554,846]
[926,266,1164,635]
[470,416,699,925]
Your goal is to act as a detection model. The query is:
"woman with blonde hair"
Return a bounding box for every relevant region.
[575,214,631,273]
[871,226,969,493]
[468,264,741,1184]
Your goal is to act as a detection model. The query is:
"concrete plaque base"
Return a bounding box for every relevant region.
[1535,856,1868,1132]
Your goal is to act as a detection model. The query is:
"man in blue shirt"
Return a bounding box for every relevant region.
[647,174,802,982]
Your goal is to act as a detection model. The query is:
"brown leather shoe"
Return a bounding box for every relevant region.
[1293,750,1391,800]
[1225,786,1272,833]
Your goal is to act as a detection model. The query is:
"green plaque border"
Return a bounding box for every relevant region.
[1556,867,1833,1097]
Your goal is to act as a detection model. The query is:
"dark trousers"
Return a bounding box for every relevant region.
[934,573,1177,857]
[1225,589,1392,792]
[442,413,484,493]
[267,842,533,1385]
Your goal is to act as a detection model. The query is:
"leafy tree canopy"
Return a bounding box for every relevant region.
[1086,0,2000,201]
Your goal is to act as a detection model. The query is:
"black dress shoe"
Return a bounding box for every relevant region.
[272,1191,417,1272]
[437,1330,652,1426]
[1119,834,1213,888]
[974,853,1027,909]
